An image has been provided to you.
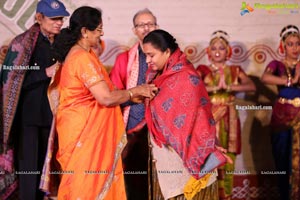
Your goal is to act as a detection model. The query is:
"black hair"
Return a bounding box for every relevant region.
[280,24,299,42]
[210,30,229,45]
[143,29,178,54]
[54,6,102,62]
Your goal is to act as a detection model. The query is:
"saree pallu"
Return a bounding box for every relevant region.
[40,49,127,200]
[145,49,226,180]
[210,93,240,200]
[210,93,241,154]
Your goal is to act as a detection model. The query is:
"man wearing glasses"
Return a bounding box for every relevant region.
[0,0,69,199]
[110,8,158,200]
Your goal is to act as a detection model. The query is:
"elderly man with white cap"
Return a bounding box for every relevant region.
[0,0,69,199]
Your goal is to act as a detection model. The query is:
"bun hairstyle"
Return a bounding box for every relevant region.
[207,30,232,60]
[278,25,300,54]
[143,29,178,54]
[54,6,102,62]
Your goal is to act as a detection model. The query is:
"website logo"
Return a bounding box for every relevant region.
[240,2,254,16]
[240,2,300,15]
[254,3,299,14]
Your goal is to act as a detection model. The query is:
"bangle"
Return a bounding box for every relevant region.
[287,76,292,87]
[128,90,133,100]
[226,85,231,92]
[212,86,218,93]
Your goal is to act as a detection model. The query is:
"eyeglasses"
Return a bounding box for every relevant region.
[134,22,156,29]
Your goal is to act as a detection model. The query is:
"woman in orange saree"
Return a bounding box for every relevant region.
[40,6,157,200]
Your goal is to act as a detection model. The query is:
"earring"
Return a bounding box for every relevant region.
[206,47,212,61]
[279,40,285,55]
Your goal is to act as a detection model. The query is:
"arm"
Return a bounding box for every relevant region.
[261,69,287,86]
[78,52,157,107]
[261,62,300,86]
[230,69,256,92]
[196,64,220,92]
[89,81,157,107]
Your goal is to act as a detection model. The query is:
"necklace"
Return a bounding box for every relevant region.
[76,43,89,52]
[211,64,217,71]
[283,60,296,87]
[211,63,226,72]
[283,59,299,69]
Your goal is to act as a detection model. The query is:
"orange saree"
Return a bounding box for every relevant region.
[44,49,126,200]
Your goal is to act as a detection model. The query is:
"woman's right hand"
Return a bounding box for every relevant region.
[129,84,158,100]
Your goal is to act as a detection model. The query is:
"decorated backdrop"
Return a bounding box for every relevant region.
[1,0,300,199]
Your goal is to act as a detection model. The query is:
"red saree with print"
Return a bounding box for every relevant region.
[145,48,226,180]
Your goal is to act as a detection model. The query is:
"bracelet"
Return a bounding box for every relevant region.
[212,86,218,93]
[226,85,231,92]
[128,90,133,100]
[287,76,292,87]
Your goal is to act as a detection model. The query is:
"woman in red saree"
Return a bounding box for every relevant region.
[196,30,255,200]
[143,29,231,200]
[40,6,157,200]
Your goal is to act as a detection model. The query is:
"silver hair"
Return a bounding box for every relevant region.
[132,8,157,26]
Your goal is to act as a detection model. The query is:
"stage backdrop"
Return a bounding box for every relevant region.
[1,0,300,199]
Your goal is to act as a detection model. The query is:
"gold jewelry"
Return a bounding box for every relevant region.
[278,97,300,107]
[226,84,232,92]
[212,86,218,93]
[283,59,298,87]
[211,63,226,72]
[287,76,292,87]
[211,64,219,71]
[283,59,298,69]
[128,90,133,100]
